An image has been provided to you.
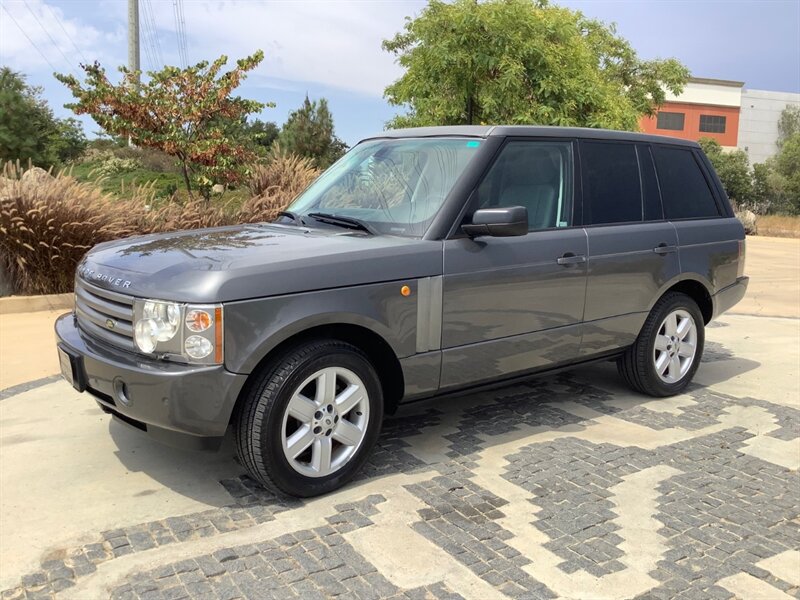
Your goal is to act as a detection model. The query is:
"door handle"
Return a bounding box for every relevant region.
[557,252,587,266]
[653,243,677,255]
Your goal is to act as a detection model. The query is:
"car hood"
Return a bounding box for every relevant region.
[77,223,443,303]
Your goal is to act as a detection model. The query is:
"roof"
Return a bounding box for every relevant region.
[361,125,699,148]
[688,77,745,88]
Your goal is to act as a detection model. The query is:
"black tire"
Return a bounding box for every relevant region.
[617,292,705,397]
[234,339,384,497]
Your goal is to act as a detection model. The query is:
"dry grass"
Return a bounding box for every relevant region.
[0,162,154,294]
[0,155,315,295]
[247,144,320,199]
[754,214,800,238]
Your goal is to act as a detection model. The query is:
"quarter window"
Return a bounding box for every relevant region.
[475,141,573,230]
[652,146,720,219]
[656,112,685,131]
[581,141,643,225]
[699,115,726,133]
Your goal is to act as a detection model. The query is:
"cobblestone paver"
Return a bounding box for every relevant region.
[2,334,798,600]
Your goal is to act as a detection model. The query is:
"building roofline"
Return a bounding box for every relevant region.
[689,77,745,88]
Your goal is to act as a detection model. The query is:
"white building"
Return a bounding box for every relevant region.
[739,89,800,165]
[641,77,800,165]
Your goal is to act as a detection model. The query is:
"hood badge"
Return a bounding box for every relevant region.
[78,266,132,289]
[105,319,116,330]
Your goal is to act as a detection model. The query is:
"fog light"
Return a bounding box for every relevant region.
[185,335,213,359]
[113,377,131,406]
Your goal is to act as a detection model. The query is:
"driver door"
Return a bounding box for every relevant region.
[439,139,587,390]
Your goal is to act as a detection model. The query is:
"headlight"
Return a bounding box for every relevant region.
[139,300,181,343]
[133,299,223,364]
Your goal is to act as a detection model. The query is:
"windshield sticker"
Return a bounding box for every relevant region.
[466,140,481,148]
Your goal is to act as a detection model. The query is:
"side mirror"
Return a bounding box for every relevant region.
[462,206,528,238]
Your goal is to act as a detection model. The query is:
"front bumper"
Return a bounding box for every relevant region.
[712,276,749,319]
[55,313,248,450]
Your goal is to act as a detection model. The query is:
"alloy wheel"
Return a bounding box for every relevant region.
[280,366,370,478]
[653,309,698,384]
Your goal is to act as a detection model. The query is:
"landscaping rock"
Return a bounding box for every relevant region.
[211,184,225,195]
[737,210,758,235]
[20,167,53,188]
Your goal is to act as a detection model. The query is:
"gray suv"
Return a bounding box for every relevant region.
[55,126,748,496]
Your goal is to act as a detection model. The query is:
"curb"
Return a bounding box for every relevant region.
[0,293,73,315]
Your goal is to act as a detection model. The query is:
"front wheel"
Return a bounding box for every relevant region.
[618,292,705,397]
[234,340,384,497]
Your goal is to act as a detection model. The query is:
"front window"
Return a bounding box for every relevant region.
[287,138,482,237]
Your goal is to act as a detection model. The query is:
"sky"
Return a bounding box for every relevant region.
[1,0,799,146]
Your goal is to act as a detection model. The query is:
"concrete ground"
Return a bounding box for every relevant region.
[0,236,798,600]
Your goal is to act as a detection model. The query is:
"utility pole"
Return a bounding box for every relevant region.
[127,0,140,146]
[128,0,140,77]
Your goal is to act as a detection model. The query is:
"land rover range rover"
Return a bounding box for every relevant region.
[55,126,748,496]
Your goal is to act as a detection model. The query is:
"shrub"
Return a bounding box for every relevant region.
[1,157,310,296]
[142,199,237,232]
[0,162,149,295]
[94,155,142,177]
[247,144,319,198]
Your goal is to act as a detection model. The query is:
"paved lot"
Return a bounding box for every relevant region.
[0,238,799,600]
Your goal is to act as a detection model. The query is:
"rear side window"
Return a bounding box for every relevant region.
[581,141,642,225]
[653,146,720,219]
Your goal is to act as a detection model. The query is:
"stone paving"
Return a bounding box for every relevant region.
[1,315,799,600]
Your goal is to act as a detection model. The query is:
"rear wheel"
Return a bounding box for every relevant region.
[234,339,383,497]
[618,292,705,397]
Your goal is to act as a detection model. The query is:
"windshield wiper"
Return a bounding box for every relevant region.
[276,210,306,226]
[307,212,376,234]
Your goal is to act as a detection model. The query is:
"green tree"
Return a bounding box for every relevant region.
[217,117,280,157]
[56,52,268,198]
[774,133,800,212]
[383,0,689,130]
[0,68,87,168]
[777,105,800,148]
[698,138,753,207]
[245,119,280,153]
[279,96,347,168]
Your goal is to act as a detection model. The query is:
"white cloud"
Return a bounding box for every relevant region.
[2,0,423,97]
[0,0,426,108]
[145,0,425,97]
[0,0,121,75]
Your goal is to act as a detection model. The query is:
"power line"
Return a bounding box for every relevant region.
[178,0,189,65]
[23,2,79,75]
[138,0,156,71]
[172,0,188,67]
[142,0,163,67]
[139,0,156,69]
[43,2,88,65]
[1,3,60,73]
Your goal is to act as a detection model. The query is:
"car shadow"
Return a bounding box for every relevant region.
[108,419,245,507]
[107,338,760,506]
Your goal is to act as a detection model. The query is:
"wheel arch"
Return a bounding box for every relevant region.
[229,321,405,425]
[652,275,714,324]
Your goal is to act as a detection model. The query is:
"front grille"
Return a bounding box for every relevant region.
[74,279,135,351]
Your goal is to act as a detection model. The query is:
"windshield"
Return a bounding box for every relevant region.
[287,138,483,237]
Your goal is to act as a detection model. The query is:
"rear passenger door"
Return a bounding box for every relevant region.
[579,140,680,356]
[652,145,740,295]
